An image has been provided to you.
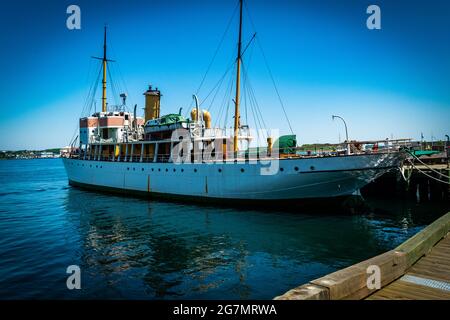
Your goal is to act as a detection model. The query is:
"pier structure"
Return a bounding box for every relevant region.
[275,212,450,300]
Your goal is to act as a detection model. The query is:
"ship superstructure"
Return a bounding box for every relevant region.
[63,0,407,203]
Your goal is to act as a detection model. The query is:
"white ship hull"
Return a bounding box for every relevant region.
[63,152,402,202]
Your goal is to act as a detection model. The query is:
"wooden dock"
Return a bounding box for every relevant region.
[366,235,450,299]
[275,212,450,300]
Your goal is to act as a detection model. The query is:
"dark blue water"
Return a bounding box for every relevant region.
[0,159,448,299]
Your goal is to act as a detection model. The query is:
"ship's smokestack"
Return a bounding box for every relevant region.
[143,85,161,121]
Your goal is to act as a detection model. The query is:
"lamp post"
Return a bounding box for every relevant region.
[332,115,350,155]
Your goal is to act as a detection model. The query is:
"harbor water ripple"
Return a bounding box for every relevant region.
[0,159,448,299]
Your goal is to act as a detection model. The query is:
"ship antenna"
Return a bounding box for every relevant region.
[233,0,243,156]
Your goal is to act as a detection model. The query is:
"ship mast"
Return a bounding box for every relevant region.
[102,26,108,113]
[233,0,243,155]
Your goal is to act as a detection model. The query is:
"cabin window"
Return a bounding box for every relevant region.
[280,167,284,172]
[294,166,299,171]
[125,115,129,120]
[240,168,244,173]
[194,169,197,173]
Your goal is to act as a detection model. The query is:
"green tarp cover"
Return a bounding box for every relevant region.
[150,114,187,126]
[412,150,440,156]
[274,135,297,153]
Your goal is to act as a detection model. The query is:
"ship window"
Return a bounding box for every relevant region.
[194,169,197,173]
[127,167,130,170]
[152,168,154,171]
[125,115,129,120]
[310,166,315,170]
[280,167,284,172]
[173,169,176,172]
[240,168,244,173]
[158,168,161,171]
[181,169,184,172]
[294,166,299,171]
[142,168,144,171]
[218,169,222,173]
[165,168,168,172]
[133,168,135,171]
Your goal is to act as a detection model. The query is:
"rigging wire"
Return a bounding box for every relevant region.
[109,41,131,102]
[195,1,239,97]
[244,1,294,135]
[199,59,236,108]
[184,2,239,118]
[215,64,235,128]
[68,61,103,147]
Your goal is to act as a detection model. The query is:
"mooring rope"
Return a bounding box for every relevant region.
[406,158,450,185]
[406,149,449,179]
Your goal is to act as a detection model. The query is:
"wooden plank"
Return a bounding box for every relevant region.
[275,213,450,300]
[274,283,329,300]
[367,280,450,300]
[395,213,450,268]
[367,235,450,300]
[310,250,407,300]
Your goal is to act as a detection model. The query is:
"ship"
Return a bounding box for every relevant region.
[63,0,407,205]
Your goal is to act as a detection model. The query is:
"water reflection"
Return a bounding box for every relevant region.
[61,186,450,299]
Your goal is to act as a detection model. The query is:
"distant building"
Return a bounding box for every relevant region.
[40,152,56,158]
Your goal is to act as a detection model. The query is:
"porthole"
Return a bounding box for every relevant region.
[133,168,136,171]
[181,169,184,172]
[194,169,197,173]
[294,166,299,171]
[280,167,284,172]
[158,168,161,172]
[173,168,176,172]
[218,168,222,173]
[127,167,130,170]
[165,168,168,172]
[151,168,154,171]
[240,168,244,173]
[141,168,144,171]
[310,166,315,170]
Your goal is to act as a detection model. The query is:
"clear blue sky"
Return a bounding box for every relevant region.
[0,0,449,150]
